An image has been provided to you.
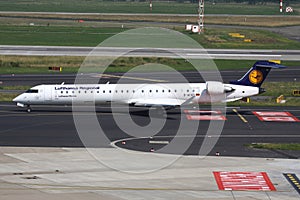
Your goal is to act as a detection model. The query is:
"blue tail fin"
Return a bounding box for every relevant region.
[230,60,286,87]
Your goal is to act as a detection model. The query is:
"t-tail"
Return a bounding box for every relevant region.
[230,60,286,89]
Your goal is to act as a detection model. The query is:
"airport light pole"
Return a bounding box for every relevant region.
[198,0,204,34]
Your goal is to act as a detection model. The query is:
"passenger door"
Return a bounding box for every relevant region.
[44,86,52,102]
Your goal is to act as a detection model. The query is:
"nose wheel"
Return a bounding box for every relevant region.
[26,106,31,113]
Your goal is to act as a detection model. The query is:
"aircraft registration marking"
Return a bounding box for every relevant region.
[213,171,276,191]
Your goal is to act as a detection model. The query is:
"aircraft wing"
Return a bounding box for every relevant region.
[128,98,186,107]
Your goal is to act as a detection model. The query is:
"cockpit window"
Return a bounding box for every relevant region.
[25,89,38,93]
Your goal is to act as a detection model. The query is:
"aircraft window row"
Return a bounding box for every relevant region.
[59,89,195,94]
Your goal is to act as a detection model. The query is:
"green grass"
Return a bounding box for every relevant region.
[228,97,300,107]
[0,93,18,102]
[0,85,30,90]
[0,1,298,15]
[1,25,300,49]
[246,143,300,151]
[0,25,125,46]
[262,82,300,97]
[186,28,300,49]
[228,81,300,107]
[1,55,300,74]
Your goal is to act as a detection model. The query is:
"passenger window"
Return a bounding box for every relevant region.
[109,90,111,93]
[168,90,171,93]
[103,90,105,93]
[149,90,152,93]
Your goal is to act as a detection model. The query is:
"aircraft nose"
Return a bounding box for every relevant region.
[13,95,21,102]
[13,96,19,102]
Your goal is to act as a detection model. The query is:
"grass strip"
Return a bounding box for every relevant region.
[0,1,298,15]
[1,13,300,27]
[246,143,300,151]
[0,25,300,49]
[1,56,300,74]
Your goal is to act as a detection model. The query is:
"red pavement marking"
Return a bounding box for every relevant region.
[258,116,300,122]
[184,110,222,114]
[253,111,293,117]
[253,111,300,122]
[186,115,227,121]
[213,172,276,191]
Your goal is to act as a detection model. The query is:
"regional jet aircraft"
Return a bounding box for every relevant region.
[13,61,285,113]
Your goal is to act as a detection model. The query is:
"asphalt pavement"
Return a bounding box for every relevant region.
[0,103,299,159]
[0,67,298,87]
[1,45,300,60]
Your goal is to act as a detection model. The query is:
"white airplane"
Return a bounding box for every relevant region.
[13,61,285,113]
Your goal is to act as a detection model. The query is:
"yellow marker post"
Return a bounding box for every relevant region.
[276,95,285,104]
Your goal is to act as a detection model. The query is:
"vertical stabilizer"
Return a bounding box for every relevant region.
[230,60,286,87]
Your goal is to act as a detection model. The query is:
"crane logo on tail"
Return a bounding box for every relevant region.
[249,69,263,85]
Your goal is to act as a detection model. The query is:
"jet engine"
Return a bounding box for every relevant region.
[206,81,224,95]
[206,81,235,95]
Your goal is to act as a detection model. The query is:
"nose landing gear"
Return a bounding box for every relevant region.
[26,106,31,113]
